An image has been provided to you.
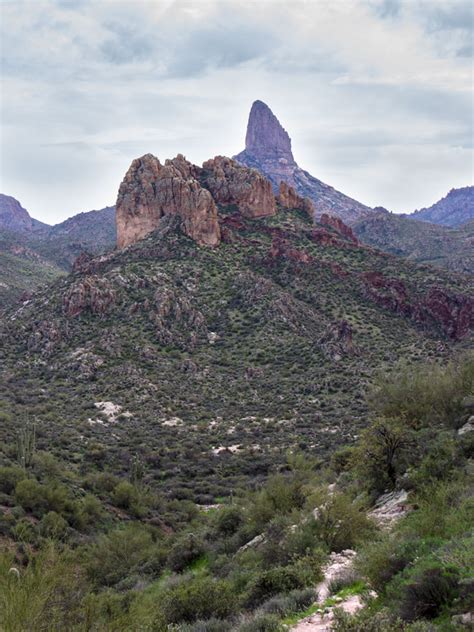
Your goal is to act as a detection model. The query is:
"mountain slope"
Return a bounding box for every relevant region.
[0,230,64,310]
[354,212,474,274]
[34,205,116,269]
[410,186,473,227]
[0,196,116,307]
[234,100,373,223]
[0,193,48,232]
[1,195,471,500]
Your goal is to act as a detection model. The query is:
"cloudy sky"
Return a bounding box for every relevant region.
[0,0,472,224]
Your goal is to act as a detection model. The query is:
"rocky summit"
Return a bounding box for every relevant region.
[116,153,298,250]
[116,153,221,249]
[234,100,373,224]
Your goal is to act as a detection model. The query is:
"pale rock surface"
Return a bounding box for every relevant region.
[291,550,369,632]
[458,416,474,435]
[369,489,409,527]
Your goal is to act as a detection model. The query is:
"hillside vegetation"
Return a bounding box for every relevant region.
[353,213,474,275]
[0,205,471,503]
[0,354,472,631]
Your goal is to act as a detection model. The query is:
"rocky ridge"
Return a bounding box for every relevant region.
[410,186,473,227]
[116,153,313,250]
[233,100,373,224]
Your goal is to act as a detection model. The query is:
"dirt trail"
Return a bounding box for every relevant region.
[292,491,409,631]
[291,549,363,631]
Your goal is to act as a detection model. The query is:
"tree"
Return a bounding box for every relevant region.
[353,417,414,495]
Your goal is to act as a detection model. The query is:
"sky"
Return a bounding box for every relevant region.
[0,0,472,224]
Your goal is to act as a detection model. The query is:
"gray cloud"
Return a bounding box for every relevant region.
[0,0,472,222]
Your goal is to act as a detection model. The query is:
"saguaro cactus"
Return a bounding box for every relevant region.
[17,420,36,469]
[130,453,145,488]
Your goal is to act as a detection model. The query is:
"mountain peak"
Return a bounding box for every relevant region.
[245,100,294,163]
[0,194,34,232]
[234,101,372,223]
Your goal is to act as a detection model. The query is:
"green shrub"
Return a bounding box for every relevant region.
[331,608,429,631]
[111,480,138,510]
[11,517,37,543]
[386,560,460,621]
[356,535,440,594]
[86,524,155,586]
[312,493,376,552]
[236,613,284,632]
[15,478,46,514]
[368,355,474,428]
[177,619,231,632]
[161,575,236,623]
[0,466,26,494]
[0,545,89,630]
[14,479,71,518]
[244,566,307,608]
[40,511,69,540]
[249,475,306,531]
[258,587,315,616]
[352,418,415,495]
[72,494,104,530]
[216,506,244,536]
[167,533,206,572]
[400,478,473,541]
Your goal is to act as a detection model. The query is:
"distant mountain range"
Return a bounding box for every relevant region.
[410,186,473,227]
[0,194,115,308]
[1,149,471,505]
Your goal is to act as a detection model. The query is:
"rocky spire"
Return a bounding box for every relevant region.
[244,100,295,164]
[233,100,373,223]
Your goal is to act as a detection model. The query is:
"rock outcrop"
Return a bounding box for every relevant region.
[116,154,221,249]
[234,100,373,224]
[63,276,117,318]
[320,213,358,244]
[201,156,275,218]
[362,272,473,340]
[277,181,314,216]
[319,320,357,360]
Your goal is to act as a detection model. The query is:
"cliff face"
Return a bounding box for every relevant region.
[116,154,221,249]
[234,100,373,224]
[244,100,295,166]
